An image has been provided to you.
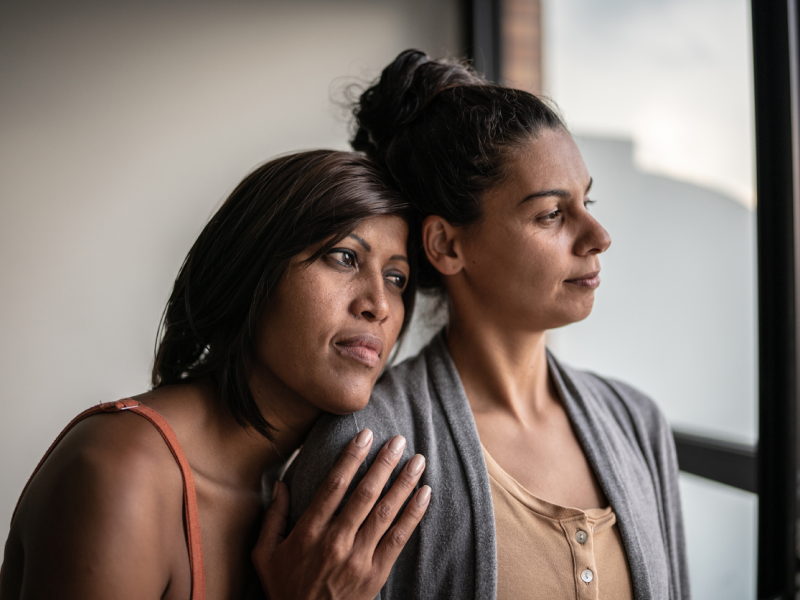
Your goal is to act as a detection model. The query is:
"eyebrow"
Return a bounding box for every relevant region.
[348,234,371,252]
[520,177,593,203]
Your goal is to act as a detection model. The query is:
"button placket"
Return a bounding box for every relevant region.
[563,515,598,600]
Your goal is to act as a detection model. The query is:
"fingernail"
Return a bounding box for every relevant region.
[388,435,406,454]
[415,485,431,506]
[272,482,279,500]
[355,429,373,448]
[406,454,425,476]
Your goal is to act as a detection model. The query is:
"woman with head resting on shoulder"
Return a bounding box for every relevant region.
[281,51,690,600]
[1,150,433,600]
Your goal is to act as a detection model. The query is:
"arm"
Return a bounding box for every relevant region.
[252,429,431,600]
[2,414,185,600]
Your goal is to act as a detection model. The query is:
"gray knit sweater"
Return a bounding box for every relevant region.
[285,332,690,599]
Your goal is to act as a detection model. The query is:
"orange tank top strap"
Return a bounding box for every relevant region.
[10,399,206,600]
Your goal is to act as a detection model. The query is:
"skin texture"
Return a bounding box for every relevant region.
[423,128,613,509]
[1,214,430,600]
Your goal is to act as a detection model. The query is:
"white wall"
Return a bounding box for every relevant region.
[0,0,462,544]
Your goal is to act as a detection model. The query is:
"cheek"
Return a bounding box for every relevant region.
[469,229,560,297]
[258,274,339,367]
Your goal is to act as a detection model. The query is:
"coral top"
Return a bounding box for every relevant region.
[9,399,205,600]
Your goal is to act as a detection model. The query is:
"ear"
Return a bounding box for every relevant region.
[422,215,464,276]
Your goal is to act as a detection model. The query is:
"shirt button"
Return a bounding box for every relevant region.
[575,530,588,544]
[581,569,594,583]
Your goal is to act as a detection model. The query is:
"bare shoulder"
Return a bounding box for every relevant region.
[22,407,185,513]
[4,408,186,600]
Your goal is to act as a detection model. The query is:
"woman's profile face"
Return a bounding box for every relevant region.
[457,127,612,331]
[251,214,410,416]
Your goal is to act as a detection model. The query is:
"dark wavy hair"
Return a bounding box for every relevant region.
[152,150,415,440]
[350,49,565,295]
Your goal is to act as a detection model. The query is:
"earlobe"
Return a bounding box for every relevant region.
[421,215,464,276]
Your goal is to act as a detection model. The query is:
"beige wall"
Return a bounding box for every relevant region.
[0,0,462,544]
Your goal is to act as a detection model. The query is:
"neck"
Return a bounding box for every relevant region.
[244,363,323,471]
[188,370,321,490]
[446,309,552,423]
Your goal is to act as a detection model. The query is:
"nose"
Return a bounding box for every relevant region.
[351,272,390,323]
[576,212,612,256]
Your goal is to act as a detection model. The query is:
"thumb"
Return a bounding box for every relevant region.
[253,480,290,566]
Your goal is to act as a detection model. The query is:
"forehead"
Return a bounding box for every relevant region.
[504,128,590,193]
[350,214,409,251]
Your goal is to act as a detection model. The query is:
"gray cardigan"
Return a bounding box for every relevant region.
[285,332,690,599]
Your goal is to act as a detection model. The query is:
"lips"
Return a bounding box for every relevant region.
[334,334,384,368]
[565,270,601,290]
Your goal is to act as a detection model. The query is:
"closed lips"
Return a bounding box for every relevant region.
[565,271,601,288]
[334,335,384,367]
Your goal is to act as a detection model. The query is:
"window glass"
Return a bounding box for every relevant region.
[541,0,758,595]
[543,0,757,445]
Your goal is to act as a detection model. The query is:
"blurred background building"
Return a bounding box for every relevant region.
[2,0,797,597]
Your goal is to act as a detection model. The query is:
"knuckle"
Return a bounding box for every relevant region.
[377,451,397,468]
[388,527,408,548]
[325,472,349,494]
[354,481,380,502]
[341,446,362,463]
[393,473,415,492]
[295,527,317,552]
[406,498,426,518]
[344,552,367,575]
[323,534,350,562]
[374,500,394,523]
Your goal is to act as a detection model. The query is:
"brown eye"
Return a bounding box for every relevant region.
[385,272,407,290]
[328,249,357,267]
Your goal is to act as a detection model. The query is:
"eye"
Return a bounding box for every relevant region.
[327,248,357,268]
[385,271,408,290]
[584,199,596,209]
[541,209,562,222]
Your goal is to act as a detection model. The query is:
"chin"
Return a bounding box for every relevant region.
[326,399,371,416]
[319,383,373,415]
[544,306,596,330]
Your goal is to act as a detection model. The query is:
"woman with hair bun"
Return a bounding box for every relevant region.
[1,150,431,600]
[283,51,690,599]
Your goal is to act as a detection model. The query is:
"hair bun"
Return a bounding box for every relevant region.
[351,49,484,161]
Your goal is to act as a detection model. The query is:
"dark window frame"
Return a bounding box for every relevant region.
[751,0,799,597]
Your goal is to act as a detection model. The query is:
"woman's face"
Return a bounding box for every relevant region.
[452,128,611,332]
[251,214,410,418]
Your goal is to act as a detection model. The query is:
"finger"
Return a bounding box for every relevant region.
[297,429,374,531]
[355,454,426,552]
[334,435,406,533]
[373,485,431,575]
[252,481,290,567]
